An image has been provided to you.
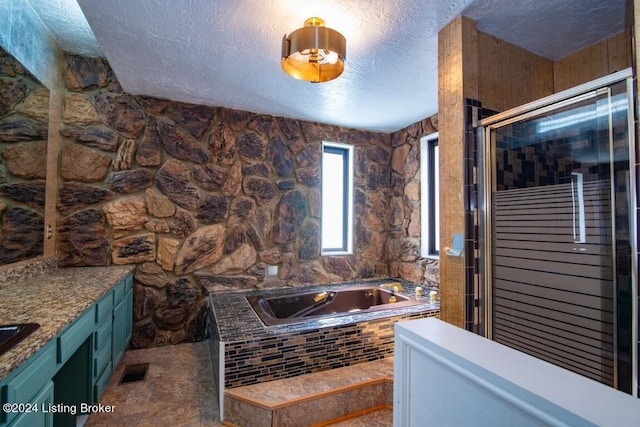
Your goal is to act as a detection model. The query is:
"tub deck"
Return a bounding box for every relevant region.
[208,278,439,342]
[246,285,424,326]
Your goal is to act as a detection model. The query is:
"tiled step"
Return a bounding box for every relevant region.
[324,407,393,426]
[223,358,393,427]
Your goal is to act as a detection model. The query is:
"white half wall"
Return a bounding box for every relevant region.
[394,317,640,426]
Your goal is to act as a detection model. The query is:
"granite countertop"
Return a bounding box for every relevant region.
[0,265,134,382]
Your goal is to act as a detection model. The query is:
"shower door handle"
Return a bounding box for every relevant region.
[571,172,586,244]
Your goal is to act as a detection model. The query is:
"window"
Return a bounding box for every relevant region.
[321,142,354,254]
[420,133,439,257]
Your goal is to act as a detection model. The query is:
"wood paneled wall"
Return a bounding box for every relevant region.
[554,31,631,92]
[477,32,554,112]
[476,29,631,109]
[437,16,470,327]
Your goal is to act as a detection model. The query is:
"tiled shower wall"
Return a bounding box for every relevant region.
[637,95,640,398]
[463,99,495,334]
[635,71,640,398]
[634,0,640,397]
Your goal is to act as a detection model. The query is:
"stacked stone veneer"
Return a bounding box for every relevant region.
[389,120,440,287]
[0,47,49,266]
[55,54,439,348]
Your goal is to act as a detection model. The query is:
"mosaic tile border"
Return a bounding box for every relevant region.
[220,310,438,388]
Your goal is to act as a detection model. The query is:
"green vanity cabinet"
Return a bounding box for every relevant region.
[0,273,133,427]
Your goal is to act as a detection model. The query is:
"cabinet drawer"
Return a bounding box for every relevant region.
[57,308,94,365]
[94,361,113,402]
[94,318,112,352]
[95,291,114,325]
[2,344,56,424]
[94,342,111,381]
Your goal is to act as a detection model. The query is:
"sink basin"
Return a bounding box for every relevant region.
[0,323,39,355]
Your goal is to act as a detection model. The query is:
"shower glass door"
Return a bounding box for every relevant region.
[480,72,635,394]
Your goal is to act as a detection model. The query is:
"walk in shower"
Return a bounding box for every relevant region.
[479,69,637,395]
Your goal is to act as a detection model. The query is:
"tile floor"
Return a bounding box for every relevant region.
[86,341,221,427]
[328,408,393,426]
[85,341,393,426]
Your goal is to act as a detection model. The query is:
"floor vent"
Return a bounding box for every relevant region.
[119,363,149,384]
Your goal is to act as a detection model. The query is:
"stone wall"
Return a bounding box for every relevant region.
[0,47,49,265]
[58,55,441,347]
[389,119,440,287]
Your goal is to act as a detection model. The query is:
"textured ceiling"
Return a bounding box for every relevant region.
[26,0,101,57]
[464,0,626,60]
[24,0,627,132]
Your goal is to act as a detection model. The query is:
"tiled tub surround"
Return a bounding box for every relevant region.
[0,265,134,381]
[207,278,440,394]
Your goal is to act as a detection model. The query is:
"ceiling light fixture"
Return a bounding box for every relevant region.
[281,17,346,83]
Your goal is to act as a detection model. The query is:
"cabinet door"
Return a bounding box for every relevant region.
[112,275,133,368]
[124,288,133,345]
[93,319,112,383]
[8,381,54,427]
[111,297,126,367]
[1,343,56,426]
[94,361,112,402]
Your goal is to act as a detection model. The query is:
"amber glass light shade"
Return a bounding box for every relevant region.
[281,17,346,83]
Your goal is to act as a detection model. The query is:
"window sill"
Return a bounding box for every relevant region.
[321,251,352,256]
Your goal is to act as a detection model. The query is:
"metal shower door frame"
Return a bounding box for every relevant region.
[477,68,637,396]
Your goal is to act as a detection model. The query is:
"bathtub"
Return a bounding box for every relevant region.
[246,285,423,326]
